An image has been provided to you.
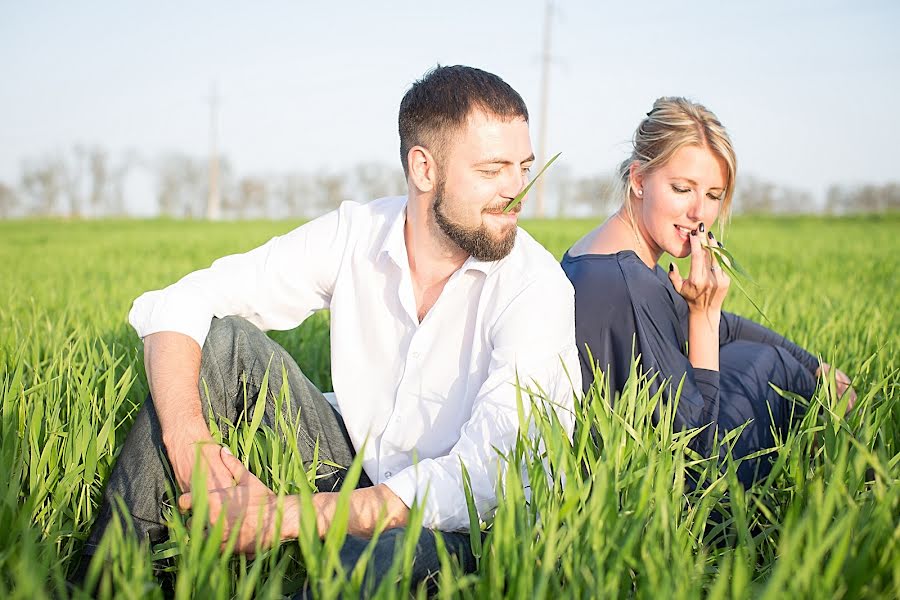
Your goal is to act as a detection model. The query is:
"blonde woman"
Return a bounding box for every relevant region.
[561,98,854,486]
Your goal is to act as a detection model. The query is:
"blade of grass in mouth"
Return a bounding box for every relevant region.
[502,152,562,214]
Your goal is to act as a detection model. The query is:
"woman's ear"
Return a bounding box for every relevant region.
[628,161,644,197]
[408,146,437,193]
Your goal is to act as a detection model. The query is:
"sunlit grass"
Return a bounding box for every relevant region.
[1,214,897,598]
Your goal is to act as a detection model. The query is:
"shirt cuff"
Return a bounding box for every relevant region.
[381,467,418,512]
[381,461,474,532]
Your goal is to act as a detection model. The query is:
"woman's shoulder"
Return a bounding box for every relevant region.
[562,250,666,290]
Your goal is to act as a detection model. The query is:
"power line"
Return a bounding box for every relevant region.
[206,82,221,220]
[534,0,555,219]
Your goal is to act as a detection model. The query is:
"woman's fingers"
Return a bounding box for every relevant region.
[687,224,709,281]
[674,222,729,311]
[668,262,684,293]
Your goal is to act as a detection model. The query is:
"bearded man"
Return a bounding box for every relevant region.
[81,64,579,595]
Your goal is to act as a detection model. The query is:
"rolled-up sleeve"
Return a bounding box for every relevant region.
[129,202,356,348]
[383,274,580,531]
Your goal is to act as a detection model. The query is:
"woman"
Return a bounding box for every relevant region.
[561,97,854,487]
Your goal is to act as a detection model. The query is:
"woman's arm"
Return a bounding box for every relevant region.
[720,312,819,372]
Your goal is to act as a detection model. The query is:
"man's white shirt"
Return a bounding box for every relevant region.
[129,196,580,531]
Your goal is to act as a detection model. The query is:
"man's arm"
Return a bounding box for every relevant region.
[143,330,234,493]
[178,447,409,553]
[307,485,409,538]
[130,204,356,490]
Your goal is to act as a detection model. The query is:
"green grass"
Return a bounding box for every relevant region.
[1,214,898,598]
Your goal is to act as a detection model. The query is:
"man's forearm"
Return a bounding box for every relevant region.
[143,331,210,447]
[281,484,410,540]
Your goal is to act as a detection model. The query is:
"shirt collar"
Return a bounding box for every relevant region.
[378,199,409,268]
[377,198,499,276]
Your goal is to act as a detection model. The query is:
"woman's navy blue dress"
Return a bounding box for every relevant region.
[560,250,819,487]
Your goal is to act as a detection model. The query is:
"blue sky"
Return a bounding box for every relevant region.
[2,0,897,212]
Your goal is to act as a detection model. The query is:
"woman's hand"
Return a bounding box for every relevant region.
[669,224,730,372]
[816,362,857,414]
[668,225,730,315]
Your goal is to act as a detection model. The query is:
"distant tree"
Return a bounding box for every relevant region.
[157,154,205,218]
[825,182,900,214]
[107,150,138,217]
[234,177,269,219]
[0,182,17,218]
[825,184,848,215]
[352,163,406,202]
[547,165,573,217]
[20,155,65,216]
[734,175,777,214]
[779,186,815,214]
[314,172,348,215]
[884,183,900,212]
[560,174,616,217]
[857,184,882,213]
[62,145,87,217]
[87,147,110,217]
[277,174,314,218]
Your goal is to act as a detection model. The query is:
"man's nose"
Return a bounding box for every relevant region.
[501,168,527,199]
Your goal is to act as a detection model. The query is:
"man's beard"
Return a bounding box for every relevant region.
[432,178,518,262]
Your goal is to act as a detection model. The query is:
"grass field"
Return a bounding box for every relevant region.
[1,214,898,599]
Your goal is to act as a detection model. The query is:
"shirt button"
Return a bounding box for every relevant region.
[411,351,420,359]
[384,471,392,478]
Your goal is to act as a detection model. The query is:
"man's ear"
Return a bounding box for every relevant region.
[408,146,437,193]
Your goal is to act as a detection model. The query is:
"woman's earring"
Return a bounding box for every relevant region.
[637,189,643,196]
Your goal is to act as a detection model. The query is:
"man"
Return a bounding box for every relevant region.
[82,65,579,594]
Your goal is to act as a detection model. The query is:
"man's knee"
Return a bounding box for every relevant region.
[206,315,257,347]
[200,316,269,396]
[203,316,266,361]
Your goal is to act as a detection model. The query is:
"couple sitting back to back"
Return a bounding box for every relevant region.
[81,65,851,594]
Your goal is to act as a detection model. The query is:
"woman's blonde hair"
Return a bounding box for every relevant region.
[619,97,737,229]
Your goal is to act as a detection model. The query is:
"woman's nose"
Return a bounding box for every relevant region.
[686,193,705,222]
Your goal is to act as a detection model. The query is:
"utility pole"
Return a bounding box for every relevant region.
[206,82,222,220]
[534,0,555,218]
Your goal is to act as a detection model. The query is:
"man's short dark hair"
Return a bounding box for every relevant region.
[398,65,529,177]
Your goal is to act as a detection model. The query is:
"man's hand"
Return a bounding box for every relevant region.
[177,447,411,554]
[178,446,294,555]
[816,362,857,414]
[167,429,236,494]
